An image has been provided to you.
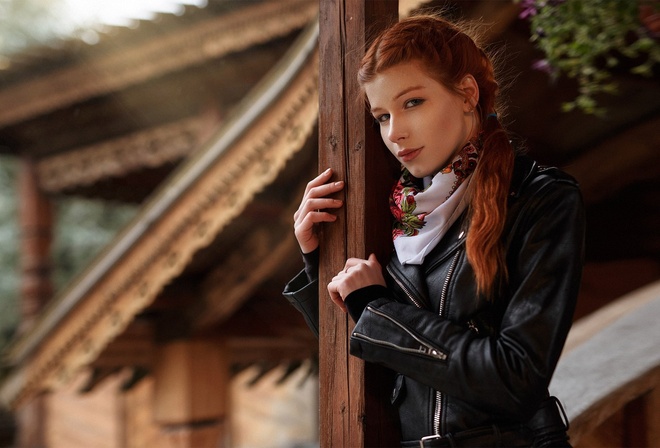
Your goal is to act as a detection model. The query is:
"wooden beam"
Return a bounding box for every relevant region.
[226,337,317,366]
[564,115,660,204]
[318,1,399,447]
[0,0,317,128]
[91,319,156,370]
[0,22,319,409]
[549,283,660,445]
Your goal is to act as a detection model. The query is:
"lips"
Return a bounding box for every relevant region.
[398,147,422,162]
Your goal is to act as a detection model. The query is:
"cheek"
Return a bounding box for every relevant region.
[379,126,387,141]
[383,139,397,157]
[379,128,394,151]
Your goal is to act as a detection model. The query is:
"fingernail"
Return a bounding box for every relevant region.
[324,168,332,174]
[335,181,344,187]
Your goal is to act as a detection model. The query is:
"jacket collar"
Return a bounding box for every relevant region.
[509,154,538,199]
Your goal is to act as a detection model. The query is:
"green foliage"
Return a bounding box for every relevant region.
[518,0,660,114]
[52,197,137,291]
[0,157,19,348]
[0,156,137,351]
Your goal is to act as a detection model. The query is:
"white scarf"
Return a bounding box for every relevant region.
[390,143,478,265]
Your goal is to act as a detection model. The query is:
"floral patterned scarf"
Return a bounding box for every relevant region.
[390,142,478,265]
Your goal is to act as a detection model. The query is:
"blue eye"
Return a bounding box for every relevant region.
[405,98,424,108]
[374,114,390,124]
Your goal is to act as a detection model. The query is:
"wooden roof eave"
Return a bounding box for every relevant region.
[0,0,317,130]
[0,18,320,410]
[35,111,221,194]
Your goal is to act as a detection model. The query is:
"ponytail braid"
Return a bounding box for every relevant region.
[467,114,515,298]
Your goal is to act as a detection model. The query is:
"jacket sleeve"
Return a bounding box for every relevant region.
[282,249,321,338]
[349,178,585,419]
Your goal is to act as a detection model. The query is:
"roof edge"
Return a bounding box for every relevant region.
[0,17,320,409]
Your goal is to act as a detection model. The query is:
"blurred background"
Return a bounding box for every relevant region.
[0,0,658,447]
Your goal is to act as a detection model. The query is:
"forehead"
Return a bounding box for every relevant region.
[364,61,448,107]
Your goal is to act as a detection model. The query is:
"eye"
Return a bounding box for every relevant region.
[374,113,390,124]
[404,98,424,108]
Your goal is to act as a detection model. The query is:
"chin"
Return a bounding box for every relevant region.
[405,166,432,179]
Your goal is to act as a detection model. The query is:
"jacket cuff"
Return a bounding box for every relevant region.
[345,285,391,322]
[283,270,320,339]
[302,248,320,282]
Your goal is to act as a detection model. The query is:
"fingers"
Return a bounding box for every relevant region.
[303,167,335,196]
[298,169,343,203]
[294,169,344,221]
[294,209,338,254]
[327,280,347,313]
[328,254,385,309]
[293,168,345,254]
[342,254,381,272]
[303,169,344,202]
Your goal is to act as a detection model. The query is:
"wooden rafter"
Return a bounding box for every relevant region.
[0,20,320,410]
[0,0,317,128]
[564,115,660,204]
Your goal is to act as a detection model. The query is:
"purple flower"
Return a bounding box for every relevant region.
[519,0,565,20]
[519,0,538,19]
[532,59,555,75]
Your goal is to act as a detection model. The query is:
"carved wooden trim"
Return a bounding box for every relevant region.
[0,23,319,409]
[0,0,317,128]
[36,113,219,192]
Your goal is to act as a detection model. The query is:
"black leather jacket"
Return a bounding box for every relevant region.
[283,156,585,443]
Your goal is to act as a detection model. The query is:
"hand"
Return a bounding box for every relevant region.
[327,254,385,312]
[293,168,344,254]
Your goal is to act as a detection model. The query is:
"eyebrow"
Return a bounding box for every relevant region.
[370,85,425,113]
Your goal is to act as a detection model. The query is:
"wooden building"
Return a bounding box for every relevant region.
[0,0,658,446]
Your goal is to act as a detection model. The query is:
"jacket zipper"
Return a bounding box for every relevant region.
[352,307,447,360]
[433,250,461,435]
[386,264,425,309]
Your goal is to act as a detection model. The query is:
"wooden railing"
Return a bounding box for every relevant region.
[550,280,660,447]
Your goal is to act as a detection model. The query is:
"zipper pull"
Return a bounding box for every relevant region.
[419,345,448,360]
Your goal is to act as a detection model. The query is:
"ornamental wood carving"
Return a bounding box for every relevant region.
[36,113,219,192]
[0,30,319,409]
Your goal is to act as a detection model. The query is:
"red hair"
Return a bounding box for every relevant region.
[358,15,515,299]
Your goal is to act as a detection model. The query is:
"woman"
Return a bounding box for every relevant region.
[284,14,584,447]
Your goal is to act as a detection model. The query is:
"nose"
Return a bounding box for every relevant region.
[387,117,408,143]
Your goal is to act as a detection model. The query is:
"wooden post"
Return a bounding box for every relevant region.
[153,340,229,447]
[18,156,53,332]
[318,1,399,446]
[15,156,53,447]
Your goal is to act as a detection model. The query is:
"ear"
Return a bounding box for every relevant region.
[460,75,479,112]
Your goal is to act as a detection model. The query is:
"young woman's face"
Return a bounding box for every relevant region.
[364,61,476,178]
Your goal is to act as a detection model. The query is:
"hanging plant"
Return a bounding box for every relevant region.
[516,0,660,114]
